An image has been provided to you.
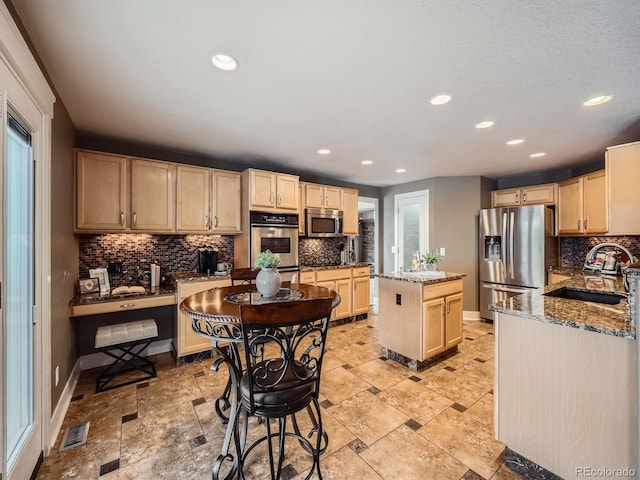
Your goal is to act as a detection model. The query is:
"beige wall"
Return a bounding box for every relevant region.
[382,176,494,312]
[49,100,78,408]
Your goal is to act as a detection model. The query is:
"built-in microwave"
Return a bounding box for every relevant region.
[305,208,343,237]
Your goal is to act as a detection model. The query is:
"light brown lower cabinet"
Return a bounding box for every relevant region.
[176,278,231,357]
[303,266,369,320]
[352,267,371,315]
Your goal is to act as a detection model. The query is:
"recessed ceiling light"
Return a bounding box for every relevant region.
[475,121,494,129]
[530,152,546,158]
[506,139,524,145]
[583,95,613,107]
[361,160,373,165]
[211,53,239,71]
[395,168,406,173]
[317,149,331,155]
[430,94,452,105]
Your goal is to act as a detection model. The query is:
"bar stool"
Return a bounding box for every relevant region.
[234,297,333,480]
[231,267,260,286]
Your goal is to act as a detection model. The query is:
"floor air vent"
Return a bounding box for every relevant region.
[59,421,90,451]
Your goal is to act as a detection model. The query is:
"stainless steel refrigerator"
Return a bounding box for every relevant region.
[479,205,557,321]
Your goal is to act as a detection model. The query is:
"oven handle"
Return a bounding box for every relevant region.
[250,224,299,229]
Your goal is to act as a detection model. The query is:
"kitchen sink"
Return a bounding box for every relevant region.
[544,287,627,305]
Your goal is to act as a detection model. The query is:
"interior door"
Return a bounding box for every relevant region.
[2,104,42,480]
[394,190,429,272]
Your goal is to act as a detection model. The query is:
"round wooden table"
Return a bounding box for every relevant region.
[179,281,340,480]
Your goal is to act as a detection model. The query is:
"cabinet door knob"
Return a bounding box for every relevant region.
[214,216,218,227]
[584,219,587,230]
[120,211,125,225]
[577,219,581,230]
[270,192,275,204]
[133,212,137,226]
[278,193,282,206]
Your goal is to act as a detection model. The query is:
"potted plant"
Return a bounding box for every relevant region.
[254,250,282,296]
[422,251,443,271]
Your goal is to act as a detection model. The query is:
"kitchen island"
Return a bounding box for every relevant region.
[490,272,637,479]
[377,271,466,370]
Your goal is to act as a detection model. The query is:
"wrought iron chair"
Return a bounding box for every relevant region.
[234,297,333,480]
[231,267,260,286]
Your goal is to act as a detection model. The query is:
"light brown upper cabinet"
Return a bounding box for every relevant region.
[76,150,128,231]
[606,141,640,235]
[304,183,341,209]
[557,170,607,235]
[245,169,299,211]
[211,170,242,233]
[130,158,175,231]
[491,183,557,208]
[341,188,359,235]
[176,165,210,232]
[176,166,241,234]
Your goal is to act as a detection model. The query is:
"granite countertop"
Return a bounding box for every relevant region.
[490,272,633,339]
[300,262,371,272]
[71,285,177,306]
[377,271,466,285]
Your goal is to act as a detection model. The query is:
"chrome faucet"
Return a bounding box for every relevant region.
[584,242,636,291]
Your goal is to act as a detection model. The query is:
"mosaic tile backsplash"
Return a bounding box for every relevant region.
[299,237,346,266]
[79,234,234,287]
[560,236,640,268]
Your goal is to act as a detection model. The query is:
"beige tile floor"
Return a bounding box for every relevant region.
[36,317,527,480]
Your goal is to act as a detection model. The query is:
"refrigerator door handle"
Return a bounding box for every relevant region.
[502,211,508,278]
[509,211,515,280]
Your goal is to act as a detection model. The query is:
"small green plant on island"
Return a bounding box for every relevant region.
[254,249,282,269]
[422,251,443,264]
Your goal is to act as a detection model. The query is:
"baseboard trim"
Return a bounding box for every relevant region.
[79,339,174,370]
[49,359,81,450]
[463,310,481,321]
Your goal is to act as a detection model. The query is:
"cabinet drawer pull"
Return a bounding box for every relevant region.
[515,193,519,204]
[523,193,527,203]
[120,303,136,309]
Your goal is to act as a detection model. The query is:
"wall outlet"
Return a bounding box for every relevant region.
[439,247,446,256]
[55,366,59,386]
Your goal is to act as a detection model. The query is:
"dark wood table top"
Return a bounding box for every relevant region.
[179,281,340,324]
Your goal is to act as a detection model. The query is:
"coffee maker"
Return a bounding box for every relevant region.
[198,246,219,274]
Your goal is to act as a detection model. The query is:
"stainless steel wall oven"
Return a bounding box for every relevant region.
[250,211,299,272]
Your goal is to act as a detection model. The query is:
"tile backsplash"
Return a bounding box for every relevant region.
[79,234,234,287]
[299,237,344,266]
[560,236,640,268]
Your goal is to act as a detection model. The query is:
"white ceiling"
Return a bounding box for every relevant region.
[12,0,640,187]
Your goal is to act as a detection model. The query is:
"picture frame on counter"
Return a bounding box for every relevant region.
[78,277,100,294]
[89,268,110,293]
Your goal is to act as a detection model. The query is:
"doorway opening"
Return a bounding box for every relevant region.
[394,190,429,272]
[358,196,378,314]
